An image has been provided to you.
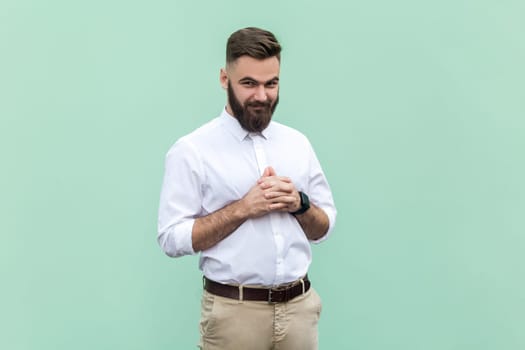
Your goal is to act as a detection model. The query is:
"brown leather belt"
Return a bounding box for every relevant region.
[203,275,310,303]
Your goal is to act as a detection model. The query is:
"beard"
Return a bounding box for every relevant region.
[228,82,279,133]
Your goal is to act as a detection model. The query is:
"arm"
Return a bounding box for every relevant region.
[292,204,330,241]
[191,198,247,252]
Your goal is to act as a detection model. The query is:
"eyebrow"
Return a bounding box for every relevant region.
[238,76,279,84]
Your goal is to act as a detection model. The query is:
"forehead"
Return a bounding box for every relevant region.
[228,56,280,80]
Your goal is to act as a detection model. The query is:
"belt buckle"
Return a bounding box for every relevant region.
[268,288,277,304]
[268,286,289,304]
[268,287,286,304]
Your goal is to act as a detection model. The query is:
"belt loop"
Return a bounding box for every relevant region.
[238,284,244,303]
[300,278,305,294]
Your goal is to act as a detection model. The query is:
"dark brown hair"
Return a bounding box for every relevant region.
[226,27,281,64]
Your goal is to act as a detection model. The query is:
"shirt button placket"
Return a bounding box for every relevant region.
[251,134,285,284]
[251,133,267,176]
[274,231,284,281]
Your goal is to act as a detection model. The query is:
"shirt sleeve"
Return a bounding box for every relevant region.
[157,139,203,257]
[306,142,337,244]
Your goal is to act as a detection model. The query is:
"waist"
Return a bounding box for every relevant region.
[200,247,312,286]
[203,274,310,303]
[200,265,311,286]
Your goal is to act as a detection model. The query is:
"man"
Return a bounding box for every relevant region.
[157,27,336,350]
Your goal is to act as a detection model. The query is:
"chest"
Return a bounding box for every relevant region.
[199,138,310,211]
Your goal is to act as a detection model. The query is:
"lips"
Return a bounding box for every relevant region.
[248,103,270,109]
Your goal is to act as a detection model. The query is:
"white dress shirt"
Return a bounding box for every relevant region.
[157,109,336,286]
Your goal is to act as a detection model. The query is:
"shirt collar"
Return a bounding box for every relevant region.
[219,108,272,141]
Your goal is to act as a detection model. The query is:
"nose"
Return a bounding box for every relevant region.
[253,85,268,102]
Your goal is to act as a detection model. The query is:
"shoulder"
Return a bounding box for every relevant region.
[167,117,222,154]
[181,117,223,144]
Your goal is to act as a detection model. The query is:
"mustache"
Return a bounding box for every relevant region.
[246,101,272,108]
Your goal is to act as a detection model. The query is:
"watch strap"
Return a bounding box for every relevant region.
[291,191,310,216]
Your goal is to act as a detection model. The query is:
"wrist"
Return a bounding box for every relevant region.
[291,191,310,216]
[235,197,251,220]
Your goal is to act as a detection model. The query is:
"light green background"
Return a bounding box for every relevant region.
[1,0,524,349]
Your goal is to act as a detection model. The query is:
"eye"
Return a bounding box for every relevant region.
[242,81,257,87]
[266,80,279,88]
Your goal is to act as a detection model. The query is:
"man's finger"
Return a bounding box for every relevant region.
[268,202,289,211]
[262,166,276,177]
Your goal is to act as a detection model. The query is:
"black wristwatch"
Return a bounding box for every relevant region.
[291,191,310,216]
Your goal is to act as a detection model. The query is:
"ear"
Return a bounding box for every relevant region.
[219,68,228,90]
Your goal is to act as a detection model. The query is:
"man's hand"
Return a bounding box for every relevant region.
[256,166,301,213]
[237,166,299,218]
[259,166,329,241]
[192,166,293,252]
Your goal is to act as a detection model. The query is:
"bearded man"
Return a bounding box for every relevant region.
[157,27,337,350]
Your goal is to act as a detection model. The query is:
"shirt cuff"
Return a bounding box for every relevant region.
[159,219,197,257]
[310,205,337,244]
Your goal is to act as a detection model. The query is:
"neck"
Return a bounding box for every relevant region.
[225,104,234,116]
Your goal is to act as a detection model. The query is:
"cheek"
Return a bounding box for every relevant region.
[268,90,279,101]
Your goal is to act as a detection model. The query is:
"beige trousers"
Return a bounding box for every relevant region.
[198,287,322,350]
